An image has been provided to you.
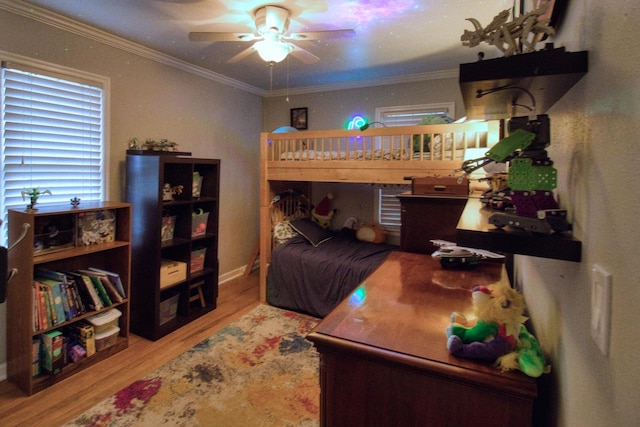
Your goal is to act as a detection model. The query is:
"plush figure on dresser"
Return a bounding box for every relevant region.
[311,193,336,229]
[446,282,549,377]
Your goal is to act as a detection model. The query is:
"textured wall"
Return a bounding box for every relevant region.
[0,8,262,371]
[516,1,640,426]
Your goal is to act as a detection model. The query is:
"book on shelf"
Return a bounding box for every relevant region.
[35,278,67,325]
[64,272,104,311]
[87,267,126,299]
[81,269,123,303]
[36,269,77,321]
[33,283,49,331]
[59,283,73,320]
[77,270,114,306]
[38,283,51,327]
[65,278,86,316]
[32,337,41,378]
[37,280,62,326]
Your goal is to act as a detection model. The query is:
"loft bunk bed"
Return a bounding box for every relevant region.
[259,120,501,316]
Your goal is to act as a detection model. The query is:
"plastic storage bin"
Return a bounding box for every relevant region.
[190,248,207,272]
[191,211,209,237]
[95,326,120,351]
[87,308,122,335]
[159,294,179,325]
[161,215,176,241]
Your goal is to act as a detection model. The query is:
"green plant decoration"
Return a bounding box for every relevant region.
[21,187,52,210]
[413,115,451,153]
[128,137,179,152]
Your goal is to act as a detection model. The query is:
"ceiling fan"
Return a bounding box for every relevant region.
[188,5,355,64]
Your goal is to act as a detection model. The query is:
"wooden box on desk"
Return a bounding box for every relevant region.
[411,176,468,196]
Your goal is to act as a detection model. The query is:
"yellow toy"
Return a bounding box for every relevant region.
[446,282,550,377]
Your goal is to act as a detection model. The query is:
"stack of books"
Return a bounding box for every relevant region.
[33,267,126,332]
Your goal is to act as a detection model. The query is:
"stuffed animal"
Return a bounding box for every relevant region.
[446,282,549,377]
[311,193,336,229]
[356,223,388,243]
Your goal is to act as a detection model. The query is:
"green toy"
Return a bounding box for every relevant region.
[496,324,551,378]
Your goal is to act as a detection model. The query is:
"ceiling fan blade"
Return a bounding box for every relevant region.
[287,29,356,41]
[289,44,320,64]
[189,32,258,42]
[226,45,257,63]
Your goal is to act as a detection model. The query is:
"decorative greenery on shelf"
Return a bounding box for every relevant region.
[21,187,52,210]
[128,137,179,152]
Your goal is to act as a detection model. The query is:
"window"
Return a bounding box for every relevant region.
[375,185,407,234]
[1,59,108,244]
[376,103,455,127]
[373,103,455,235]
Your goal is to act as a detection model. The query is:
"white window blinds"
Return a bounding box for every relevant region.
[376,103,455,126]
[376,185,409,233]
[373,103,454,236]
[1,64,105,243]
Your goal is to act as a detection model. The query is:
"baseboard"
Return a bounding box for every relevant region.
[0,362,6,382]
[218,259,259,285]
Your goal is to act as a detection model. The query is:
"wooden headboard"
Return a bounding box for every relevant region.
[270,189,311,224]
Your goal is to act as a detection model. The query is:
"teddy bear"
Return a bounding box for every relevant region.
[311,193,336,229]
[446,282,549,378]
[355,223,388,243]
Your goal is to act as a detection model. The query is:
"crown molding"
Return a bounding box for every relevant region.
[0,0,266,95]
[265,69,459,97]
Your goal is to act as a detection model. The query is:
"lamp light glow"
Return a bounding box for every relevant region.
[255,40,293,63]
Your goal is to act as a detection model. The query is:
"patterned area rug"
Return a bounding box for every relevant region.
[64,305,320,426]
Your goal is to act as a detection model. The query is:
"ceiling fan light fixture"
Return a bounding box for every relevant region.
[255,40,293,63]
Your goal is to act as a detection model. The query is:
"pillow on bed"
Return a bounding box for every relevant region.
[290,218,333,247]
[273,221,298,246]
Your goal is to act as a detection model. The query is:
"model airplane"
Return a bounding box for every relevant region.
[431,240,505,269]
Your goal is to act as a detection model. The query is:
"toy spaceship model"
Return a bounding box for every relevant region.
[431,240,504,269]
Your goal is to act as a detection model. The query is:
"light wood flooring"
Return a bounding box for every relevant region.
[0,269,260,427]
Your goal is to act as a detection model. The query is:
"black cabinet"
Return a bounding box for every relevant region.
[126,153,220,340]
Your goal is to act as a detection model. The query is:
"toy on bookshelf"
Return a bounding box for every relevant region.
[77,209,116,245]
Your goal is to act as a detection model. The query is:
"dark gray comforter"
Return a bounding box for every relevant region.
[266,228,396,317]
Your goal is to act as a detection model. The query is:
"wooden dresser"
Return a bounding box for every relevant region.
[307,252,537,427]
[397,191,467,254]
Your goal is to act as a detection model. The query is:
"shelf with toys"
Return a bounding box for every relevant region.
[125,153,220,341]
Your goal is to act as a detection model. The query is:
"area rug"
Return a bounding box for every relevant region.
[63,305,320,427]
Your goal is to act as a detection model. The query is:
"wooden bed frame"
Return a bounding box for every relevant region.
[259,121,501,301]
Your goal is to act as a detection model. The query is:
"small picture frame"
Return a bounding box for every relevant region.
[290,107,308,130]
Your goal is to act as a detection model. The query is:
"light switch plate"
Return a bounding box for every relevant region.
[591,264,612,356]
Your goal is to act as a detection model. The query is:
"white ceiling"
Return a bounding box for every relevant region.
[16,0,517,92]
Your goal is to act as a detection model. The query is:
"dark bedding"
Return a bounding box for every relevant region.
[266,228,396,317]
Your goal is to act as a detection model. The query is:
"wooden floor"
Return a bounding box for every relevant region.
[0,270,261,427]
